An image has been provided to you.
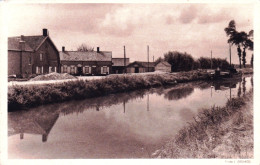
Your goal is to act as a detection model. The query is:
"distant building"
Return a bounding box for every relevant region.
[112,58,130,74]
[155,61,171,72]
[8,29,60,78]
[126,61,155,73]
[59,47,112,75]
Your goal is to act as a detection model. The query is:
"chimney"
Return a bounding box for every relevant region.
[62,46,65,52]
[43,28,48,36]
[20,35,24,41]
[19,40,25,51]
[97,47,100,53]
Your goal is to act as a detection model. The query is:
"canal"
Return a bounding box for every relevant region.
[8,76,253,158]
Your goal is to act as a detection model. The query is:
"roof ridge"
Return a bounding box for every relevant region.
[8,35,45,38]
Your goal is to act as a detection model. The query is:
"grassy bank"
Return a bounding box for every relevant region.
[8,70,210,111]
[152,90,253,158]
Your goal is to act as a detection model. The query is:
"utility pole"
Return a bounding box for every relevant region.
[210,50,213,69]
[147,45,149,72]
[229,43,232,67]
[153,56,154,62]
[124,46,126,73]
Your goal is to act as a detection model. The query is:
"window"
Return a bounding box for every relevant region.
[36,66,39,74]
[102,66,108,74]
[71,66,75,74]
[49,66,52,73]
[63,66,67,73]
[103,66,107,73]
[29,57,32,65]
[40,53,43,61]
[54,67,57,72]
[85,66,90,74]
[41,66,44,74]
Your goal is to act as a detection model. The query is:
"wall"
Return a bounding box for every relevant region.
[8,50,33,77]
[8,51,20,75]
[33,38,60,74]
[155,63,171,72]
[60,61,112,75]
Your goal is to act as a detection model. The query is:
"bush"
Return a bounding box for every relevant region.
[8,71,211,111]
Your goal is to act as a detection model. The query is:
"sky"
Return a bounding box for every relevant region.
[6,3,254,63]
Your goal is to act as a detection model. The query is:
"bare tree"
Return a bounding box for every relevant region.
[77,44,94,52]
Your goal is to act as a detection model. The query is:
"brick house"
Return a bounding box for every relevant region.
[126,61,155,73]
[8,29,60,77]
[112,58,130,74]
[59,47,112,75]
[155,61,171,72]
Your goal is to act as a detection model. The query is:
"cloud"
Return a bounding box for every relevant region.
[178,5,198,24]
[197,7,231,24]
[6,3,254,64]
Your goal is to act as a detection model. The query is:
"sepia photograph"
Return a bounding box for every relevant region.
[0,1,259,164]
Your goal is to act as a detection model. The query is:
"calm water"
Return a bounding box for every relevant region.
[8,76,253,159]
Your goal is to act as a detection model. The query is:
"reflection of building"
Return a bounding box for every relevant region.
[8,29,60,78]
[8,110,59,142]
[126,61,155,73]
[59,47,112,76]
[112,58,130,74]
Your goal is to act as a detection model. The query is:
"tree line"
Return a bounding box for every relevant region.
[155,51,230,72]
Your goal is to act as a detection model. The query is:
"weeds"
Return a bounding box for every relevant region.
[8,70,210,111]
[153,90,253,158]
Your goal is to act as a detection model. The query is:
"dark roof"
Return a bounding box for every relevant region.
[60,51,112,62]
[156,61,171,67]
[8,37,33,52]
[112,58,130,66]
[8,35,51,52]
[22,35,47,50]
[127,61,155,68]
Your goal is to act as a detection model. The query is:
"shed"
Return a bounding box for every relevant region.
[155,61,171,72]
[126,61,155,73]
[112,58,130,74]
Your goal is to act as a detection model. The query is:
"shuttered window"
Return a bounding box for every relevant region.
[40,53,43,61]
[63,66,67,73]
[36,66,39,74]
[102,66,108,74]
[49,66,52,73]
[84,66,91,74]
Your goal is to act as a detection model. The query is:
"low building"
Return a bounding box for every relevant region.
[8,29,60,78]
[155,61,171,72]
[126,61,155,73]
[112,58,130,74]
[59,47,112,75]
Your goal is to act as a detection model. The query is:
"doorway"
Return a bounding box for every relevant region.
[135,67,139,73]
[77,67,83,75]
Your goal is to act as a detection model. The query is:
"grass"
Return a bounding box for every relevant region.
[8,70,210,111]
[152,89,253,158]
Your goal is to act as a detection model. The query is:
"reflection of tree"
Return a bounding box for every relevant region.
[8,107,60,142]
[242,77,246,96]
[237,81,242,97]
[164,87,194,100]
[61,89,150,115]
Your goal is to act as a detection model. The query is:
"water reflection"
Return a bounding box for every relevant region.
[8,107,60,142]
[8,76,253,158]
[164,86,194,100]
